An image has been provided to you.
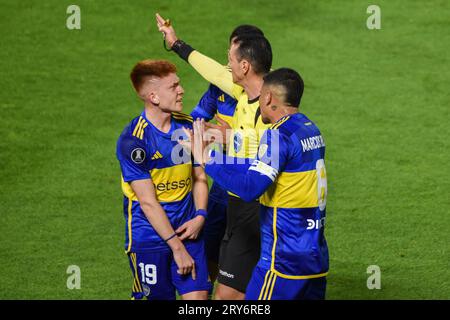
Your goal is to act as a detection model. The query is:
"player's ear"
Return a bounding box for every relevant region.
[241,59,250,75]
[149,92,159,105]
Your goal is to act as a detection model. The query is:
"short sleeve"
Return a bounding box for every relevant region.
[116,133,151,182]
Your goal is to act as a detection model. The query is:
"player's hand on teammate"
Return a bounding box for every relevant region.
[155,13,178,48]
[175,215,206,241]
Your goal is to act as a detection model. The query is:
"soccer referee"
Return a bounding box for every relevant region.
[156,14,272,300]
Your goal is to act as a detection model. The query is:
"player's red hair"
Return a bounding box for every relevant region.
[130,59,177,93]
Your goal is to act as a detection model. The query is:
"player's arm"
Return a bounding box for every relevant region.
[205,155,275,202]
[175,166,208,240]
[156,13,237,98]
[190,84,220,121]
[204,130,287,202]
[130,180,196,279]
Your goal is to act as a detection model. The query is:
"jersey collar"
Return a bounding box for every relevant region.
[141,109,175,136]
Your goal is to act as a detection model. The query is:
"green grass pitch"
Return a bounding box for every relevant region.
[0,0,449,299]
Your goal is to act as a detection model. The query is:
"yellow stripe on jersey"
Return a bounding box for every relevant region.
[126,197,133,252]
[263,272,275,300]
[272,269,329,280]
[132,117,148,140]
[271,116,290,130]
[132,117,144,136]
[138,122,148,140]
[131,253,142,292]
[270,207,278,271]
[172,112,193,122]
[267,274,277,300]
[260,170,319,208]
[258,270,271,300]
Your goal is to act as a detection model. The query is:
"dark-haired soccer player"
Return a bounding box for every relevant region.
[116,60,211,300]
[156,14,272,299]
[188,68,329,300]
[190,24,265,284]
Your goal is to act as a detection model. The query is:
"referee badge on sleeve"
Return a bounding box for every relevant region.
[131,148,146,164]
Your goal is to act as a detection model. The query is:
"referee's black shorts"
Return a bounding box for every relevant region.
[217,195,261,293]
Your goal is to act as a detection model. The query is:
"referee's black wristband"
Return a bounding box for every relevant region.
[164,233,177,242]
[171,39,195,62]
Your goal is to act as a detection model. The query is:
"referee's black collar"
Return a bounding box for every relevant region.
[248,96,260,104]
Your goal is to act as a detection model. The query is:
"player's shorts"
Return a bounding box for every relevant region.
[245,265,327,300]
[127,238,212,300]
[217,195,261,293]
[203,197,227,264]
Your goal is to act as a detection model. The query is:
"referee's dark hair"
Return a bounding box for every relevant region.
[232,34,272,75]
[263,68,304,108]
[229,25,264,43]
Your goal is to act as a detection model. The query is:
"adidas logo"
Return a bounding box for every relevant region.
[151,151,163,160]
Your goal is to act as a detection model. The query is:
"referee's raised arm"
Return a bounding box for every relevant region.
[155,13,235,98]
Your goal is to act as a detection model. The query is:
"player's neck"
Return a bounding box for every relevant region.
[242,75,264,101]
[273,107,298,123]
[144,103,172,133]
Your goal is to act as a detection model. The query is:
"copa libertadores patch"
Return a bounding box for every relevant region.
[131,148,146,164]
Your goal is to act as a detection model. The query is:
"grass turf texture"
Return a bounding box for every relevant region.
[0,0,449,299]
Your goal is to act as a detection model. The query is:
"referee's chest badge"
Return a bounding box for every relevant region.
[131,148,146,164]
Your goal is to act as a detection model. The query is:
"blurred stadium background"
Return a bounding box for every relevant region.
[0,0,449,299]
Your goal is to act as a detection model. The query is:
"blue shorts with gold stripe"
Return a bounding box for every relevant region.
[245,265,327,300]
[127,238,212,300]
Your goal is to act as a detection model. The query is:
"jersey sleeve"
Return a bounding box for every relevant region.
[116,133,152,182]
[190,84,220,121]
[204,130,290,202]
[188,51,241,99]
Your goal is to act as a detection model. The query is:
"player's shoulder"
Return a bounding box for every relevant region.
[271,113,320,137]
[172,112,194,127]
[117,115,151,160]
[119,114,151,141]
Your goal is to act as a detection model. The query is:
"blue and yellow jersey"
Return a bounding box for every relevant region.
[190,84,237,205]
[257,113,328,279]
[116,110,196,253]
[190,84,236,127]
[205,112,329,278]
